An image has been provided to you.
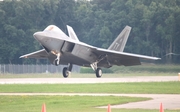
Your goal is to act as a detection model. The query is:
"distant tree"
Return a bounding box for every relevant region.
[0,0,180,64]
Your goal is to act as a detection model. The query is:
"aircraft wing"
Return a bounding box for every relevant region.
[19,49,48,59]
[92,48,160,67]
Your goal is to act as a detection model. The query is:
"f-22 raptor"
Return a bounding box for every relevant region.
[20,25,160,78]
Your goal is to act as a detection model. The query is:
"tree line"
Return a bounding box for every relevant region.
[0,0,180,64]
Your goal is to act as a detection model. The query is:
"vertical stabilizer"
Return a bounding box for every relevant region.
[108,26,131,52]
[67,25,79,42]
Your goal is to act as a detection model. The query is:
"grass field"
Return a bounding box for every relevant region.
[0,82,180,94]
[0,81,180,112]
[81,64,180,74]
[0,64,180,112]
[0,95,150,112]
[0,95,179,112]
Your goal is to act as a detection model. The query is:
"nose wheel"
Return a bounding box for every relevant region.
[53,52,61,66]
[54,58,59,66]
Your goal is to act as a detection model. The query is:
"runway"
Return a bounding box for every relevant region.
[0,76,178,84]
[98,94,180,110]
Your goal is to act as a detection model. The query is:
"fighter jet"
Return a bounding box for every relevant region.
[20,25,160,78]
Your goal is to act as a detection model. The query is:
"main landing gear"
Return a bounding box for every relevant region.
[91,62,102,78]
[95,68,102,78]
[62,63,73,78]
[61,63,102,78]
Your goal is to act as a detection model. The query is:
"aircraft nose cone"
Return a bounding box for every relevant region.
[33,32,45,41]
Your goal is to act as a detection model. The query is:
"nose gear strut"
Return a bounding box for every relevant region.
[54,53,61,66]
[51,51,61,66]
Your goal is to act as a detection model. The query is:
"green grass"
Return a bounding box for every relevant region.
[0,64,180,112]
[0,95,179,112]
[110,64,180,73]
[0,95,150,112]
[0,82,180,112]
[81,64,180,74]
[0,82,180,94]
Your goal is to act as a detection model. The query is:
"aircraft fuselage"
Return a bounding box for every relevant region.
[20,25,160,78]
[33,30,97,66]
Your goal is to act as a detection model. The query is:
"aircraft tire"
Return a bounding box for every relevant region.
[96,68,102,78]
[63,67,69,78]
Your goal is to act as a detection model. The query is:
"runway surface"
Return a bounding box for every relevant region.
[98,94,180,110]
[0,76,179,110]
[0,76,178,84]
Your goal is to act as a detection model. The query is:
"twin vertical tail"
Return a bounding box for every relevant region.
[66,25,131,52]
[67,25,79,42]
[108,26,131,52]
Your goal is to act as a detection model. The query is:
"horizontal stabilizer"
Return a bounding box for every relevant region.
[108,26,131,52]
[67,25,79,42]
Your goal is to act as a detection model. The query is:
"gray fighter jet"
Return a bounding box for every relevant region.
[20,25,160,78]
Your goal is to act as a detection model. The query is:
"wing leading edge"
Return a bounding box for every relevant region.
[20,49,48,59]
[92,48,160,67]
[91,25,160,67]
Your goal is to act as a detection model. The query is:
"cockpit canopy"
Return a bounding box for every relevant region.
[43,25,68,38]
[44,25,62,32]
